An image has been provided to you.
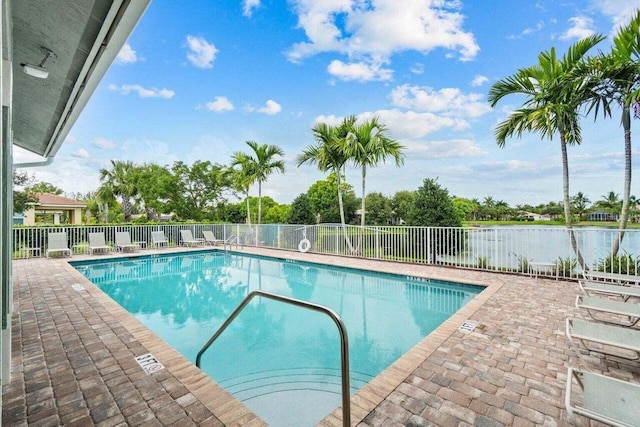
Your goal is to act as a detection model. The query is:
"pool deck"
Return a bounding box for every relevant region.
[3,246,640,426]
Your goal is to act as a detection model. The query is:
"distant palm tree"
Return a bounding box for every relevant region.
[231,141,284,225]
[488,34,605,269]
[571,192,591,221]
[98,160,137,222]
[343,116,405,228]
[599,191,621,213]
[230,153,256,225]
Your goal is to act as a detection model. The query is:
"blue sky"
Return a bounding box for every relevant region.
[14,0,640,207]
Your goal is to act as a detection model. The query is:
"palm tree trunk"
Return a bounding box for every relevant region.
[258,182,262,225]
[336,173,355,254]
[560,137,586,270]
[121,197,133,222]
[245,192,251,225]
[612,105,632,257]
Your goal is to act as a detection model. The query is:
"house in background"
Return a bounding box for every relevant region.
[22,193,87,225]
[587,210,620,222]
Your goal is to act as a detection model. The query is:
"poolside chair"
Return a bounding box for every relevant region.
[115,232,141,252]
[180,229,204,247]
[202,230,224,246]
[151,231,169,248]
[46,232,72,258]
[565,367,640,427]
[565,318,640,360]
[579,280,640,301]
[575,295,640,327]
[88,232,111,255]
[583,270,640,286]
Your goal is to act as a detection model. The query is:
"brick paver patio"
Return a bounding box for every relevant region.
[3,247,639,426]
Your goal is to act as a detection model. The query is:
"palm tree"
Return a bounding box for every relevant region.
[98,160,138,222]
[571,192,591,221]
[488,34,605,269]
[297,119,356,253]
[231,141,284,225]
[584,12,640,256]
[343,116,405,229]
[229,153,256,225]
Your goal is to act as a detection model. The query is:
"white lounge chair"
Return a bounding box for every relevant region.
[565,318,640,360]
[202,230,224,245]
[115,232,141,252]
[88,232,111,255]
[575,295,640,327]
[46,232,72,258]
[151,231,169,248]
[566,367,640,427]
[180,229,203,247]
[583,270,640,286]
[579,280,640,301]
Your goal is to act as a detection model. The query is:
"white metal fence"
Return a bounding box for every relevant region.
[12,223,640,277]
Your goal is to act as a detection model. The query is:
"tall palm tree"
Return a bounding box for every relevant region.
[232,141,284,225]
[297,119,356,253]
[584,12,640,256]
[571,191,591,221]
[229,153,256,225]
[98,160,138,222]
[343,116,405,229]
[488,34,605,269]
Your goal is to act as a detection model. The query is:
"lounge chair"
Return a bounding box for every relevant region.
[88,232,111,255]
[579,280,640,301]
[583,270,640,286]
[151,231,169,248]
[202,230,224,246]
[115,232,141,252]
[565,318,640,360]
[46,232,72,258]
[180,229,204,247]
[565,367,640,427]
[575,295,640,327]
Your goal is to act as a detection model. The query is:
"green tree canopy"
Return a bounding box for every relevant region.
[306,173,357,224]
[364,192,392,225]
[287,193,316,224]
[407,178,461,227]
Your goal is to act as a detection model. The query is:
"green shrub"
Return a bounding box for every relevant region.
[596,251,639,274]
[555,257,577,278]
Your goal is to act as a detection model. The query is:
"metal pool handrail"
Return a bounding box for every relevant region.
[195,290,351,427]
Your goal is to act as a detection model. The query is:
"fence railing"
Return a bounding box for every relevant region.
[12,223,640,277]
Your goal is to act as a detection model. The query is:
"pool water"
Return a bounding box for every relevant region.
[72,252,482,426]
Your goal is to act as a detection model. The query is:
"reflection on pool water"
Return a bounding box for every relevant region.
[72,252,482,426]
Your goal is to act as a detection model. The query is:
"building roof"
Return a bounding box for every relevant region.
[33,193,87,208]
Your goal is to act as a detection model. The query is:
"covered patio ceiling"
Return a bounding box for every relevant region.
[8,0,150,159]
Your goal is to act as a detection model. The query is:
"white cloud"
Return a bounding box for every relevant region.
[471,75,489,87]
[186,35,218,69]
[110,84,175,99]
[389,84,492,118]
[72,149,90,159]
[243,0,261,17]
[256,99,282,115]
[327,59,393,81]
[592,0,640,34]
[403,139,487,159]
[410,63,424,75]
[560,16,596,40]
[286,0,479,73]
[92,137,117,150]
[116,43,137,64]
[64,135,78,144]
[205,96,234,112]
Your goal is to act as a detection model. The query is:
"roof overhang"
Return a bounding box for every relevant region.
[9,0,150,158]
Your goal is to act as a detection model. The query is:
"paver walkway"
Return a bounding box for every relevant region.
[3,247,640,426]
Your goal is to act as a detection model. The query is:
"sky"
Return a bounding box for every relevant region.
[13,0,640,207]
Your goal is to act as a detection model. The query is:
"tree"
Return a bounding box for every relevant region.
[391,190,415,224]
[229,153,256,225]
[343,117,405,228]
[298,118,356,252]
[364,192,392,225]
[98,160,138,222]
[12,171,36,213]
[133,163,174,220]
[452,197,477,222]
[585,12,640,255]
[596,191,621,214]
[571,192,591,221]
[306,174,357,224]
[27,182,63,195]
[231,141,285,225]
[287,193,316,224]
[488,34,605,269]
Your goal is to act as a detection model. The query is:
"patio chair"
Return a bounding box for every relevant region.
[202,230,224,246]
[579,280,640,301]
[180,229,204,247]
[565,367,640,427]
[46,232,72,258]
[115,232,141,252]
[151,231,169,248]
[583,270,640,286]
[575,295,640,327]
[88,232,111,255]
[565,318,640,360]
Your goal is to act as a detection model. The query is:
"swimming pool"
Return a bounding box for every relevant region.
[72,251,482,426]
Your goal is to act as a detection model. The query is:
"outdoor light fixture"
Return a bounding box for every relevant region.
[21,47,56,79]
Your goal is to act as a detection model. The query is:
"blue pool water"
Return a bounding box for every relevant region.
[72,252,482,426]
